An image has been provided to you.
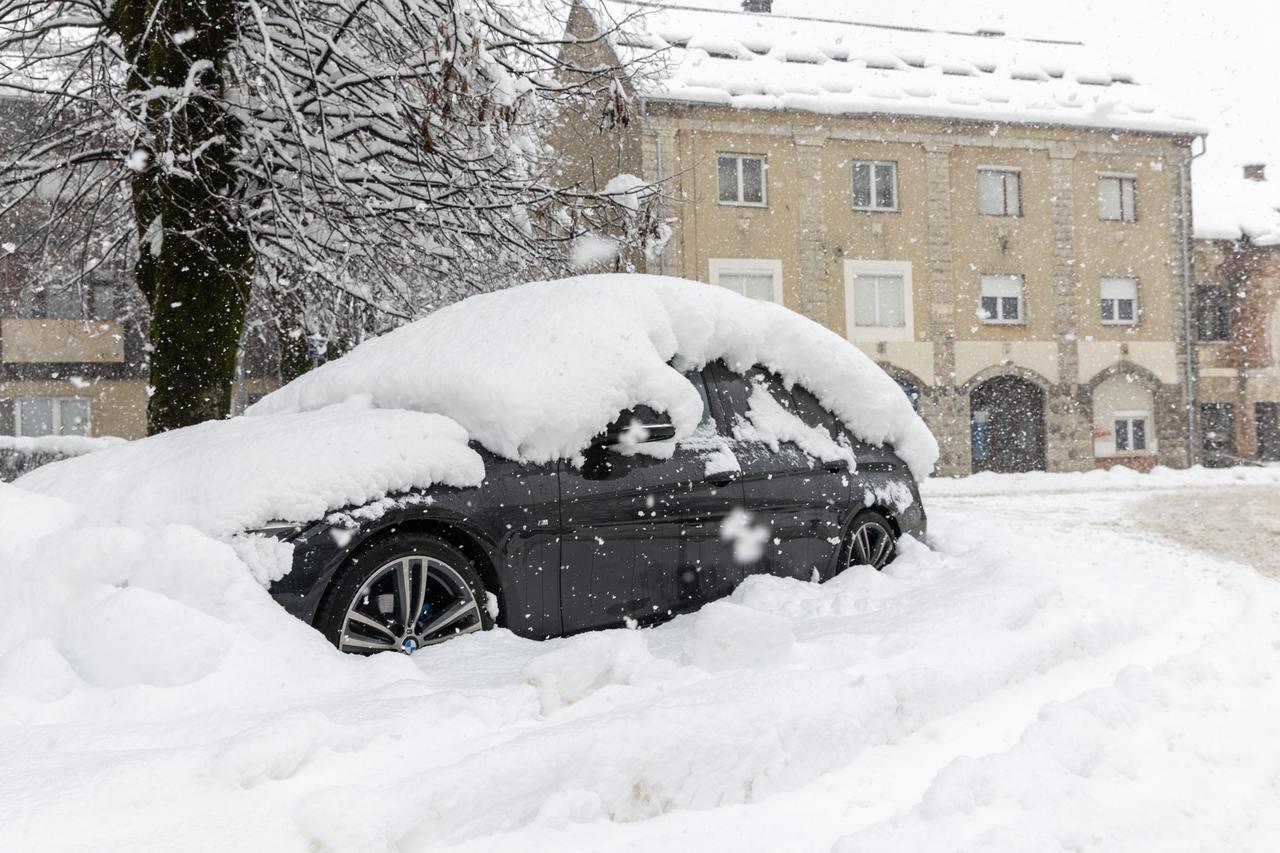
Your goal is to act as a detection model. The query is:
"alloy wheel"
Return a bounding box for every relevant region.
[849,519,895,570]
[338,555,483,654]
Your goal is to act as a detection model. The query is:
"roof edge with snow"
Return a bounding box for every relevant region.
[594,0,1206,137]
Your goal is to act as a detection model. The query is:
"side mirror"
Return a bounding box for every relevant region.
[593,406,677,450]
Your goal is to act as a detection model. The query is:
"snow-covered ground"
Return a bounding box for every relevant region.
[3,467,1279,852]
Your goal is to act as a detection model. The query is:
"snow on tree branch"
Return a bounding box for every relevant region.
[1,0,659,340]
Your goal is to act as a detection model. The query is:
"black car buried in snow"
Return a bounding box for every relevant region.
[259,361,927,654]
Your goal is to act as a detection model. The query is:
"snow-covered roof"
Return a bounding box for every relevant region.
[596,1,1204,136]
[1194,165,1280,247]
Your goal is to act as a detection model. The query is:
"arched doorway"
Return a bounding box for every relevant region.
[894,378,921,411]
[970,376,1046,473]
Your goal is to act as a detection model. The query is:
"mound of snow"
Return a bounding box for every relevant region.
[0,479,76,542]
[4,468,1280,850]
[17,401,482,536]
[250,275,937,479]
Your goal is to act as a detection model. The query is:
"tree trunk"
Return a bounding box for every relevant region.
[110,0,253,434]
[145,213,253,432]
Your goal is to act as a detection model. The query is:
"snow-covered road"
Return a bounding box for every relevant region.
[2,468,1279,852]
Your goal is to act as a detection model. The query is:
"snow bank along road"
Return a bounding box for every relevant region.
[2,467,1279,852]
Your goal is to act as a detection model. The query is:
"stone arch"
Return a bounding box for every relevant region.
[958,363,1055,397]
[875,363,929,411]
[1084,361,1164,464]
[1082,359,1165,395]
[968,373,1047,473]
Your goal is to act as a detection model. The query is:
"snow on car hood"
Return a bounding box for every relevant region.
[16,402,483,537]
[250,275,939,479]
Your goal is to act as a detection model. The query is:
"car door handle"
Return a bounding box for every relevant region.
[825,459,849,473]
[705,471,738,487]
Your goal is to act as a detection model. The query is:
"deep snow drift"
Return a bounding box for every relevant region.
[3,467,1280,852]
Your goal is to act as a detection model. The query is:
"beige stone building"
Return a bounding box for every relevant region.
[0,91,150,445]
[0,255,150,442]
[557,0,1207,475]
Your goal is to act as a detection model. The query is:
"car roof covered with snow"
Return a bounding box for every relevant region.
[592,0,1202,136]
[248,274,937,475]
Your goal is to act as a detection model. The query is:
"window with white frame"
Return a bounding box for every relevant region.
[979,274,1025,324]
[852,161,898,211]
[854,275,904,327]
[844,260,913,341]
[1100,277,1139,324]
[1098,174,1137,222]
[1113,412,1150,453]
[978,168,1021,216]
[6,396,90,437]
[709,259,782,303]
[716,154,766,206]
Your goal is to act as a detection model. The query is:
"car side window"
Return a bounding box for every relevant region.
[787,383,836,435]
[751,368,798,415]
[704,363,802,436]
[743,367,829,438]
[787,382,874,454]
[685,368,717,431]
[702,361,753,430]
[705,361,861,464]
[677,366,742,476]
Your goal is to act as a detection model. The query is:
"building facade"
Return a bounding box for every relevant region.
[1193,236,1280,464]
[1187,159,1280,466]
[559,0,1205,475]
[0,90,151,444]
[0,245,151,442]
[0,254,283,444]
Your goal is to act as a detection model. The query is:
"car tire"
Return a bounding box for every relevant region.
[839,509,898,573]
[315,534,493,655]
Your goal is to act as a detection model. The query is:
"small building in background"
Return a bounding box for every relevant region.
[1192,163,1280,465]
